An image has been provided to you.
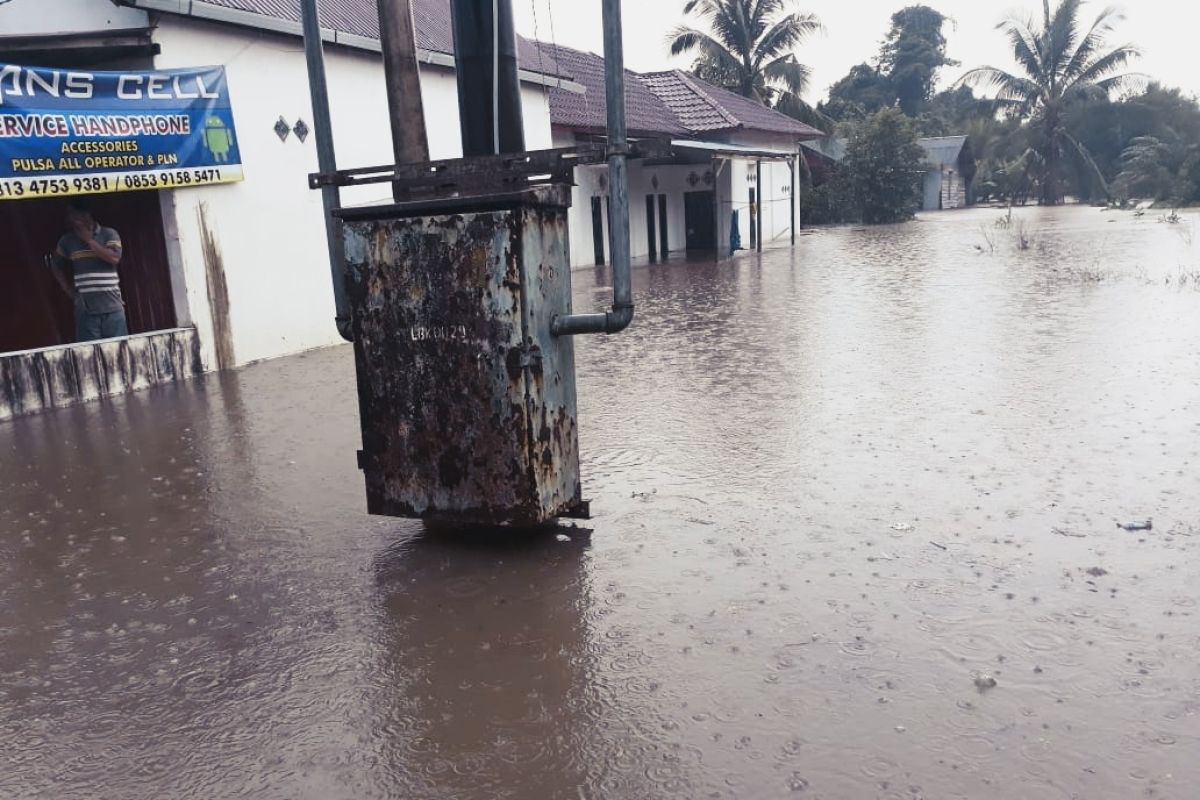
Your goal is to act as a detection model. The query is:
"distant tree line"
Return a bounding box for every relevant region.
[670,0,1200,224]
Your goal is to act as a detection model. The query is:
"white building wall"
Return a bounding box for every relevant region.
[719,157,796,255]
[150,17,554,369]
[562,136,801,267]
[726,131,799,247]
[566,161,695,268]
[0,0,148,35]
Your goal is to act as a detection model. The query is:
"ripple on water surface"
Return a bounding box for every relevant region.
[2,207,1199,798]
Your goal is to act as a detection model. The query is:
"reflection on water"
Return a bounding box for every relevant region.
[2,206,1198,798]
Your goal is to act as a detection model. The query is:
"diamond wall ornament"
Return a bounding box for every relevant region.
[273,116,291,142]
[651,174,659,191]
[702,170,714,187]
[293,118,310,143]
[687,171,699,187]
[598,173,608,191]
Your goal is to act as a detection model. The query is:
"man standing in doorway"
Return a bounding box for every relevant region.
[50,199,128,342]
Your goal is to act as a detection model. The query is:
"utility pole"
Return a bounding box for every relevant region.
[450,0,525,157]
[376,0,430,190]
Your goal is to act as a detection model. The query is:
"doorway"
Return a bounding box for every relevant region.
[590,196,605,266]
[0,191,177,353]
[658,194,669,259]
[683,190,716,252]
[645,195,658,263]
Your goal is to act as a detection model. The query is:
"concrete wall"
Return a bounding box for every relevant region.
[151,17,554,369]
[0,0,149,36]
[560,129,800,268]
[567,156,797,268]
[568,162,696,268]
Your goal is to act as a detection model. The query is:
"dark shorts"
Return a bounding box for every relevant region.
[75,307,128,343]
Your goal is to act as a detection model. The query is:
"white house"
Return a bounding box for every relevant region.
[0,0,820,421]
[918,135,975,211]
[540,44,823,268]
[0,0,575,420]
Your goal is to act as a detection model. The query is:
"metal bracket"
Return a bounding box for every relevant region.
[309,141,671,196]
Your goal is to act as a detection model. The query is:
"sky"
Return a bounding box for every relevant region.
[513,0,1200,104]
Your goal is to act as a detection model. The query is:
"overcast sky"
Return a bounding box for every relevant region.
[513,0,1200,103]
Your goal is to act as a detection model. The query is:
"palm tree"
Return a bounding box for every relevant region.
[667,0,821,106]
[960,0,1140,205]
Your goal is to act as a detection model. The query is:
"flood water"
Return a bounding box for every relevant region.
[2,205,1199,799]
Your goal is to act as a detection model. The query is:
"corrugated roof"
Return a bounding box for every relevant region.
[538,44,687,138]
[155,0,565,77]
[642,70,823,139]
[919,136,969,167]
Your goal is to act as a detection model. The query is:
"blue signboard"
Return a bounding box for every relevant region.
[0,63,243,200]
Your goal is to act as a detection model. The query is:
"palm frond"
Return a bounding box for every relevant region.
[752,12,821,68]
[1045,0,1084,86]
[682,0,719,21]
[997,18,1044,83]
[667,25,721,57]
[762,53,812,96]
[1069,43,1141,90]
[706,1,753,62]
[1062,5,1124,81]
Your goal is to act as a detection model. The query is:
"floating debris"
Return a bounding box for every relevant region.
[1118,519,1153,532]
[1085,567,1109,578]
[891,522,915,532]
[1053,527,1087,538]
[973,674,998,692]
[929,541,948,551]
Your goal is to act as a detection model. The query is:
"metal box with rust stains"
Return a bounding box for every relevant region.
[337,185,584,526]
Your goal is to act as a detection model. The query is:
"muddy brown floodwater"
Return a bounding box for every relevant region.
[3,206,1200,799]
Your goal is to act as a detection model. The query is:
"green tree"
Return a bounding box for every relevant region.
[880,6,959,116]
[667,0,821,104]
[1179,146,1200,205]
[1112,136,1173,201]
[916,85,991,137]
[844,107,927,223]
[960,0,1140,205]
[823,64,894,120]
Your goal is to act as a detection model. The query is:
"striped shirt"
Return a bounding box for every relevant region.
[54,225,124,314]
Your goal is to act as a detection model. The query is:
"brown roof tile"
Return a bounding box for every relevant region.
[192,0,564,77]
[641,70,823,139]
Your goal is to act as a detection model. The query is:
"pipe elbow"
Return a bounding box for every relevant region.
[336,315,354,342]
[605,304,634,334]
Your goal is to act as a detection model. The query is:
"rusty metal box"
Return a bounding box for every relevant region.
[337,185,584,526]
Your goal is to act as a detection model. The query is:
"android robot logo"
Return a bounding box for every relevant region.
[202,116,235,163]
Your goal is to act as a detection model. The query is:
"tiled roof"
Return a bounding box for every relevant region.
[641,70,823,139]
[538,45,823,142]
[177,0,564,77]
[537,44,688,138]
[639,71,738,133]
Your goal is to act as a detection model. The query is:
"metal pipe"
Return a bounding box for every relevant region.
[377,0,430,180]
[450,0,525,157]
[300,0,353,341]
[756,159,763,253]
[790,155,796,245]
[552,0,634,337]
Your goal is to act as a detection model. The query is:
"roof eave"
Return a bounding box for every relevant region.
[120,0,584,93]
